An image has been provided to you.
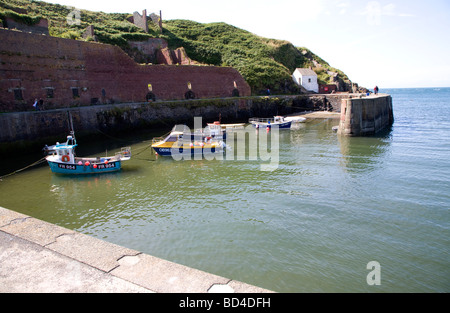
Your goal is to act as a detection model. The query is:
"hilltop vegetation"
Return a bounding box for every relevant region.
[0,0,353,94]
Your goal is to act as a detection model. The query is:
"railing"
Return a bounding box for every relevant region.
[115,147,131,159]
[249,117,274,124]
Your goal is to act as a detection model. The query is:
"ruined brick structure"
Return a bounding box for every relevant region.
[0,28,251,112]
[131,10,148,33]
[3,17,49,35]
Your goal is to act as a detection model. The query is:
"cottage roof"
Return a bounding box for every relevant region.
[295,68,317,76]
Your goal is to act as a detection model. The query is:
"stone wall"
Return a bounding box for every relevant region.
[337,94,394,136]
[0,95,328,145]
[4,17,49,35]
[131,10,148,33]
[0,28,251,112]
[128,38,168,60]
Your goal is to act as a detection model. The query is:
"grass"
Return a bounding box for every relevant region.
[0,0,352,94]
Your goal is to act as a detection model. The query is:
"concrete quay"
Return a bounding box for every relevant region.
[288,111,340,119]
[0,206,273,293]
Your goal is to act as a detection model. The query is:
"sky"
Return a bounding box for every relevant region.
[41,0,450,89]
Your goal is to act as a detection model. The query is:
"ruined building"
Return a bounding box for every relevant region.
[0,13,250,112]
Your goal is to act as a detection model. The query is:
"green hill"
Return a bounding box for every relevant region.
[0,0,354,94]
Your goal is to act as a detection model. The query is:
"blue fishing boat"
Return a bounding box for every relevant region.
[44,132,131,175]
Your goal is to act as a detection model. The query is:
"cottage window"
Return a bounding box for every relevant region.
[308,78,312,83]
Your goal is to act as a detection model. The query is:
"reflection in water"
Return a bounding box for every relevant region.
[337,132,392,173]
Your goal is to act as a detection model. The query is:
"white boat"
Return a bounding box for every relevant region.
[283,116,307,123]
[249,116,292,129]
[206,121,246,131]
[205,121,245,140]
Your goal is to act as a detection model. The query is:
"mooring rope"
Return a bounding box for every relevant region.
[0,157,47,181]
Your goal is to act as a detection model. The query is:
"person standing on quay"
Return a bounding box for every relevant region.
[374,86,379,95]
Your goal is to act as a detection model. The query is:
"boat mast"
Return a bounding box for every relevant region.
[67,110,75,139]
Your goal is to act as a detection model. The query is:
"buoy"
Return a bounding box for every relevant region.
[93,164,98,169]
[84,161,90,166]
[78,161,82,165]
[62,155,70,162]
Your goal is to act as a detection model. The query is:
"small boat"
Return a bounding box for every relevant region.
[205,121,246,140]
[206,121,246,131]
[44,132,131,175]
[151,128,225,157]
[283,116,307,123]
[249,116,292,129]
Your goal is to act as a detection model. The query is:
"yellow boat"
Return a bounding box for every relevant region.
[151,130,225,157]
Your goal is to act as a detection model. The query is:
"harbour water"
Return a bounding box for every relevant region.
[0,88,449,292]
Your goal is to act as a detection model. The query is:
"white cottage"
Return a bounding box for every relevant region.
[292,68,319,93]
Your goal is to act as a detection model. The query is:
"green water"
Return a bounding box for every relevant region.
[1,88,449,292]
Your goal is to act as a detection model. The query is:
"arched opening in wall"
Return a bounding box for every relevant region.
[146,92,156,102]
[232,88,240,97]
[185,90,195,100]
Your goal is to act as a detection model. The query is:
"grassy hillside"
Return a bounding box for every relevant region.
[0,0,353,94]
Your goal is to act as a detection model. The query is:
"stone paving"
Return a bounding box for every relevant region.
[0,206,273,293]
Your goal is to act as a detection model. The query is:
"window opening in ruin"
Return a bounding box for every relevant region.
[71,87,79,98]
[14,89,23,100]
[46,88,54,98]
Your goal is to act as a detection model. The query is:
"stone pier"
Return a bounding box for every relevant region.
[337,94,393,136]
[0,206,273,293]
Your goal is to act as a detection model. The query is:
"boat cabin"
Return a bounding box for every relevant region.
[47,135,77,163]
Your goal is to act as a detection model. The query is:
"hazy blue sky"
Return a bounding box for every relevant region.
[42,0,450,89]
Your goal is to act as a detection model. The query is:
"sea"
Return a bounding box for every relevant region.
[0,87,449,292]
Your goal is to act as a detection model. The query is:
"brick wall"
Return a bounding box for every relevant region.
[4,17,50,35]
[0,29,251,112]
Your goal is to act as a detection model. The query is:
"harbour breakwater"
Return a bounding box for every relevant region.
[337,94,393,136]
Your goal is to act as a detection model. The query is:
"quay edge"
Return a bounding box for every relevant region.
[0,206,274,293]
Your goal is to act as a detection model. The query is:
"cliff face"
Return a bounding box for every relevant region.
[0,28,250,112]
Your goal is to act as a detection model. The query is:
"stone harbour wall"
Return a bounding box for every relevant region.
[0,95,331,146]
[337,94,394,136]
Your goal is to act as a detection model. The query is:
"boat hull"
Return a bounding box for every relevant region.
[152,146,220,157]
[252,121,292,129]
[47,160,121,174]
